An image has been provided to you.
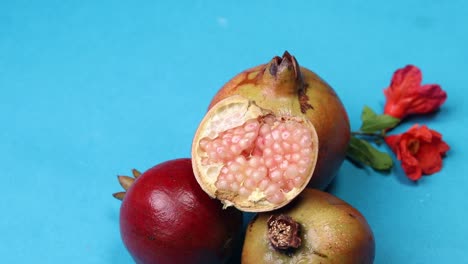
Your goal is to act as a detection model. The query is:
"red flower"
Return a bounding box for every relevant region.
[385,124,449,181]
[383,65,447,119]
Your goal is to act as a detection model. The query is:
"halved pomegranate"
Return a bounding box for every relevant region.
[192,51,338,212]
[192,95,319,212]
[192,52,350,212]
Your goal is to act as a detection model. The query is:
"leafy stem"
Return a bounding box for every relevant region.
[351,130,387,139]
[345,105,398,171]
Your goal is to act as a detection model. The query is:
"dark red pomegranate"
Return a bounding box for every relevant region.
[113,158,243,264]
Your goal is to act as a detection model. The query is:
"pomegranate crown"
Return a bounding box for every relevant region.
[267,51,302,82]
[113,169,142,201]
[261,51,310,113]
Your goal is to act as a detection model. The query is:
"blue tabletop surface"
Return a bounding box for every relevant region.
[1,1,467,263]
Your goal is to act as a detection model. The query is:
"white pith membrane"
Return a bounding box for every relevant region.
[192,96,318,212]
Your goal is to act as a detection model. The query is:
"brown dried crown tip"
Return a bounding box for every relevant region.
[267,214,302,252]
[267,51,301,80]
[263,51,306,99]
[112,169,142,201]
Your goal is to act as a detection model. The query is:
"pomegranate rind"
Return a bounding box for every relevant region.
[192,95,319,212]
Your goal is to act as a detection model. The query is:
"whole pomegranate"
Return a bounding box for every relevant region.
[242,189,375,264]
[191,52,350,212]
[113,158,243,264]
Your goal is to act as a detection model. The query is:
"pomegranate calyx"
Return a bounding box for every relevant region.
[112,192,126,201]
[112,169,142,201]
[131,168,142,178]
[267,214,302,252]
[263,51,304,97]
[118,175,135,190]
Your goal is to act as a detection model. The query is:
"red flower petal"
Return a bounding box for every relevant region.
[384,124,449,181]
[408,124,433,142]
[401,161,423,181]
[383,65,446,119]
[416,143,443,175]
[384,134,401,156]
[437,140,450,154]
[390,65,423,96]
[405,84,447,116]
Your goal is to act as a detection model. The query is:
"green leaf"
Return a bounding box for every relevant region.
[360,106,400,133]
[361,114,400,133]
[361,105,377,121]
[346,136,393,171]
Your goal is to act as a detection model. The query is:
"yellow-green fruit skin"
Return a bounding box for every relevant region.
[241,189,375,264]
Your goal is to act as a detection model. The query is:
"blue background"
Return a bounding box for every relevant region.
[1,1,467,263]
